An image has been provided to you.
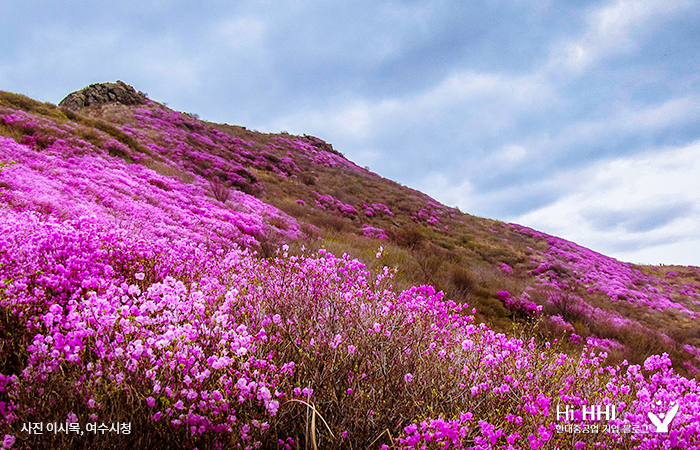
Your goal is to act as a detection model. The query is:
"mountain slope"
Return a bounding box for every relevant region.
[3,83,699,371]
[1,83,700,449]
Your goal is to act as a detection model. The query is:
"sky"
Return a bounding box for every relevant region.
[2,0,700,266]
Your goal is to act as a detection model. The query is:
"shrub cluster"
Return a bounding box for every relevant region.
[2,208,700,449]
[2,94,700,450]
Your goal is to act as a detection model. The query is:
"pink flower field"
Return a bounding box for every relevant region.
[2,87,700,449]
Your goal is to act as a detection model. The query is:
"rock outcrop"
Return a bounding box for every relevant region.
[302,134,344,157]
[59,81,149,110]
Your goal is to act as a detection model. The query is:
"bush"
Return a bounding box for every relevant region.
[208,178,230,203]
[392,226,425,250]
[6,221,696,448]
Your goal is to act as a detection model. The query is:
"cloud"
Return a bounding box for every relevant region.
[552,0,694,71]
[583,203,693,233]
[265,68,554,156]
[614,239,700,268]
[416,172,474,212]
[508,95,700,174]
[514,140,700,265]
[467,175,571,219]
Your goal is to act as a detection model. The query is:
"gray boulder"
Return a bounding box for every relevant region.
[59,81,149,110]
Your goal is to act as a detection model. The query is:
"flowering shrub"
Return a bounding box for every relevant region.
[548,314,575,333]
[274,136,365,171]
[586,336,625,353]
[513,224,700,370]
[514,226,696,314]
[0,136,299,251]
[363,203,394,217]
[361,224,389,240]
[497,290,541,318]
[313,191,358,218]
[3,206,700,448]
[2,91,700,449]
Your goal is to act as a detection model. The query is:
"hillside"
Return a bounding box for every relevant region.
[1,82,700,449]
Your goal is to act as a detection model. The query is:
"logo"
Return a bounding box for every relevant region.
[557,403,616,422]
[647,402,678,433]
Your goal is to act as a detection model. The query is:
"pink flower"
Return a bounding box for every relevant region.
[404,373,414,383]
[267,400,280,415]
[528,434,540,449]
[3,435,16,449]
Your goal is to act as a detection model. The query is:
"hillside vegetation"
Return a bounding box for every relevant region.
[1,83,699,449]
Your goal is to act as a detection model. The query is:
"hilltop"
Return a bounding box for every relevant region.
[1,83,700,449]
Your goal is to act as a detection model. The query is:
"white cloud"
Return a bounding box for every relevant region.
[514,140,700,265]
[266,69,554,143]
[407,71,554,119]
[615,239,700,267]
[264,98,376,140]
[552,0,693,71]
[416,171,474,212]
